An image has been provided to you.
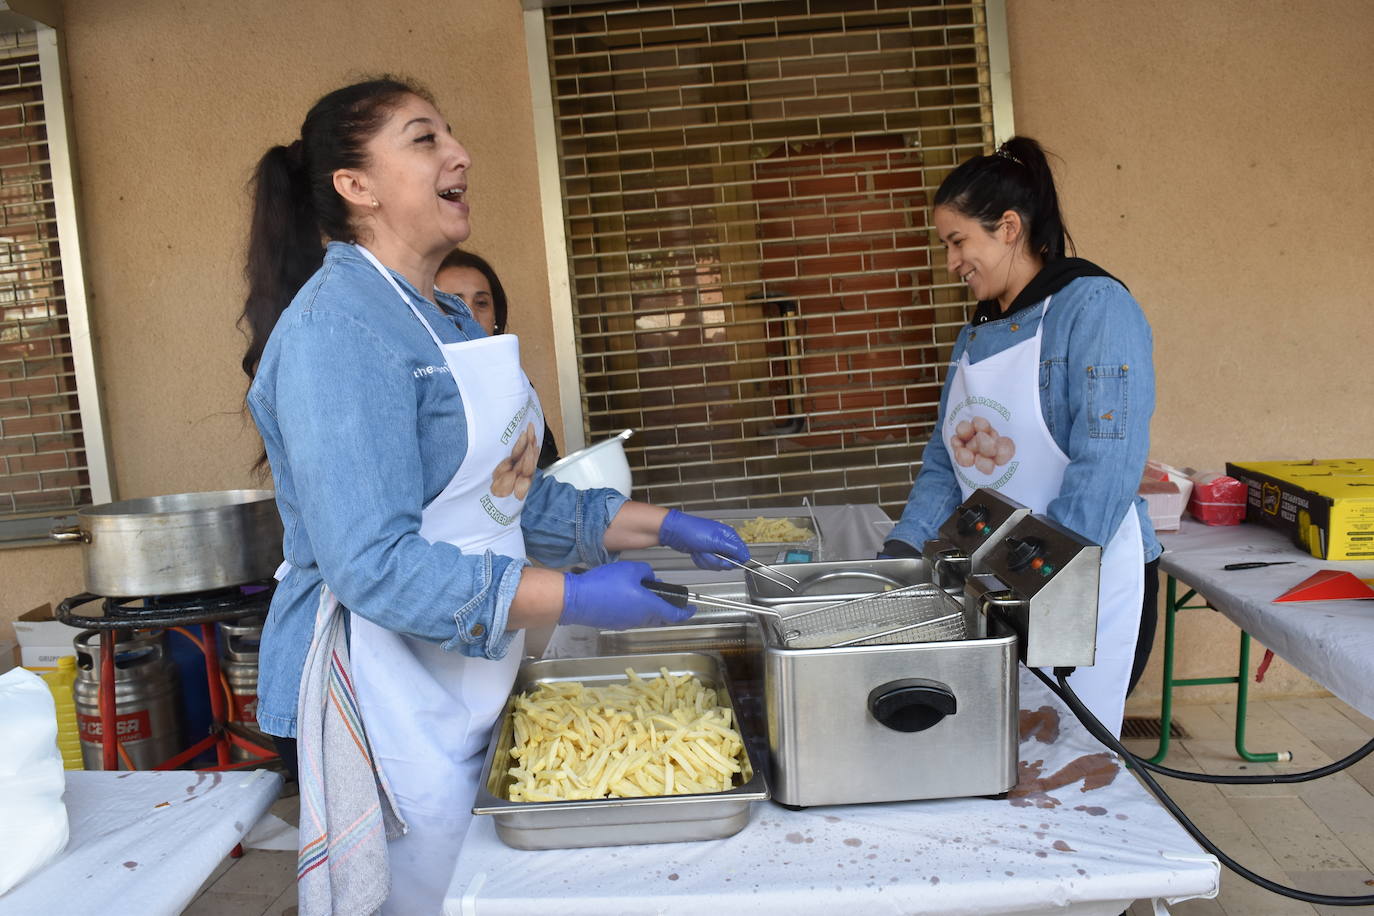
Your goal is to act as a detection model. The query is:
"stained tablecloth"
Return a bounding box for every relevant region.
[1157,519,1374,718]
[443,668,1219,915]
[1,768,283,916]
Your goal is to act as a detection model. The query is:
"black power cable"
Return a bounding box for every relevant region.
[1137,733,1374,785]
[1031,666,1374,907]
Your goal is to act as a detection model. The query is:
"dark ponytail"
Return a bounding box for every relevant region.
[238,76,433,383]
[933,136,1074,262]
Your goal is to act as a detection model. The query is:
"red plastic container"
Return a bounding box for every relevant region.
[1187,473,1247,525]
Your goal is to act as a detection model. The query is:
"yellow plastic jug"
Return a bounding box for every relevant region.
[41,656,84,770]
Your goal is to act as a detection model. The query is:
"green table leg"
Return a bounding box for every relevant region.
[1146,574,1287,764]
[1234,631,1291,763]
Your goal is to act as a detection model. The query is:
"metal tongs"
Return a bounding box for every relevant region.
[641,579,788,620]
[710,552,800,592]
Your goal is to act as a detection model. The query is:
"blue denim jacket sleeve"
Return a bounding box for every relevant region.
[886,331,970,551]
[522,472,627,569]
[265,307,526,654]
[1045,282,1156,550]
[886,277,1158,559]
[261,307,624,659]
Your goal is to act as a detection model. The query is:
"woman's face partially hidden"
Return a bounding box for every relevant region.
[436,265,496,335]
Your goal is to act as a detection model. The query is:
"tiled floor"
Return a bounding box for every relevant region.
[190,696,1374,915]
[1123,696,1374,916]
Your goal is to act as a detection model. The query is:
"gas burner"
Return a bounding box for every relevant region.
[58,581,275,630]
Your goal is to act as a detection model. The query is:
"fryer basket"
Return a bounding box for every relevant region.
[769,583,966,649]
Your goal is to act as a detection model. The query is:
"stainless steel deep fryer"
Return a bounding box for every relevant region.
[750,489,1102,808]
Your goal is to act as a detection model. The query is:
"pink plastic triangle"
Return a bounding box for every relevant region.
[1274,569,1374,602]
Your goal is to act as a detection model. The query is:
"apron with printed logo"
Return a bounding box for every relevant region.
[942,296,1143,737]
[348,244,543,912]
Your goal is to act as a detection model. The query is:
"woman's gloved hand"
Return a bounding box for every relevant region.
[657,508,750,571]
[559,561,694,630]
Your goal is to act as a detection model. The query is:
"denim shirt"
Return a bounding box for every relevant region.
[889,276,1161,563]
[247,242,626,738]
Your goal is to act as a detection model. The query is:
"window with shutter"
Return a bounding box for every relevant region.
[0,24,109,545]
[540,0,1002,513]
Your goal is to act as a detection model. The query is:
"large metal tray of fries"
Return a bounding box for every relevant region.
[472,651,770,850]
[598,605,767,741]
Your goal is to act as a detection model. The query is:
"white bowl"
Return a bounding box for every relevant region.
[544,429,633,497]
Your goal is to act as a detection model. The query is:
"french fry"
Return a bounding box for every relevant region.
[506,667,745,800]
[731,516,814,543]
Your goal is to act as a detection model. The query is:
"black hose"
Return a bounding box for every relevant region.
[1138,734,1374,784]
[1031,666,1374,906]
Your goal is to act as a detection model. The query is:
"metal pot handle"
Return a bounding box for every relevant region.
[50,524,91,543]
[868,679,957,733]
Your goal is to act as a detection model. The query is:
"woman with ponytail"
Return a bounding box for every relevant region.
[240,77,747,913]
[884,137,1158,737]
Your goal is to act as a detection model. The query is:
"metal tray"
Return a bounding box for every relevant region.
[599,617,766,741]
[620,508,823,569]
[472,651,770,850]
[745,557,930,607]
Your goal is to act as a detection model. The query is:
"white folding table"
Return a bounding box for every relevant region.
[2,768,282,916]
[444,668,1219,915]
[1150,519,1374,762]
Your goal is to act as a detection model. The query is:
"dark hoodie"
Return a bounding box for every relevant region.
[971,257,1125,325]
[879,257,1127,558]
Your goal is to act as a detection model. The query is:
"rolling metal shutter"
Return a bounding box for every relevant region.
[542,0,994,512]
[0,32,91,518]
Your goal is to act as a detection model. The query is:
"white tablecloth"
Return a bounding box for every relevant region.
[1,768,283,916]
[1157,520,1374,718]
[443,668,1219,915]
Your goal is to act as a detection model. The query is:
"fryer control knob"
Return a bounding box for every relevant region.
[956,504,991,537]
[1003,535,1045,571]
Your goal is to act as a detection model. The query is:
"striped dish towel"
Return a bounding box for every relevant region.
[296,585,407,916]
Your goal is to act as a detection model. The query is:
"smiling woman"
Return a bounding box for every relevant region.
[235,77,750,915]
[886,136,1160,742]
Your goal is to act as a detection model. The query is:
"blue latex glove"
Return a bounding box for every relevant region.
[559,561,694,630]
[657,509,750,571]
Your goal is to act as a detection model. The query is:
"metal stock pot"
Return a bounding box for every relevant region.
[50,490,284,597]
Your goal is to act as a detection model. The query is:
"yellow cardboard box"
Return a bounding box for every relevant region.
[1225,459,1374,560]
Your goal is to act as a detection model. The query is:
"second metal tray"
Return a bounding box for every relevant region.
[745,557,930,606]
[620,508,823,569]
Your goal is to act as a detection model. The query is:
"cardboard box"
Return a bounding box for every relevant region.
[13,604,84,672]
[1226,459,1374,560]
[1140,478,1184,532]
[1140,460,1195,533]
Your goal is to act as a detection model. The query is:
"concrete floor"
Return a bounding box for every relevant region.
[188,695,1374,915]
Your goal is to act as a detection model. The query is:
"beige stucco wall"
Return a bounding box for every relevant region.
[4,1,1371,712]
[2,0,562,642]
[1006,0,1374,707]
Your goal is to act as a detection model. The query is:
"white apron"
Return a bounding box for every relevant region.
[942,296,1143,737]
[349,245,543,913]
